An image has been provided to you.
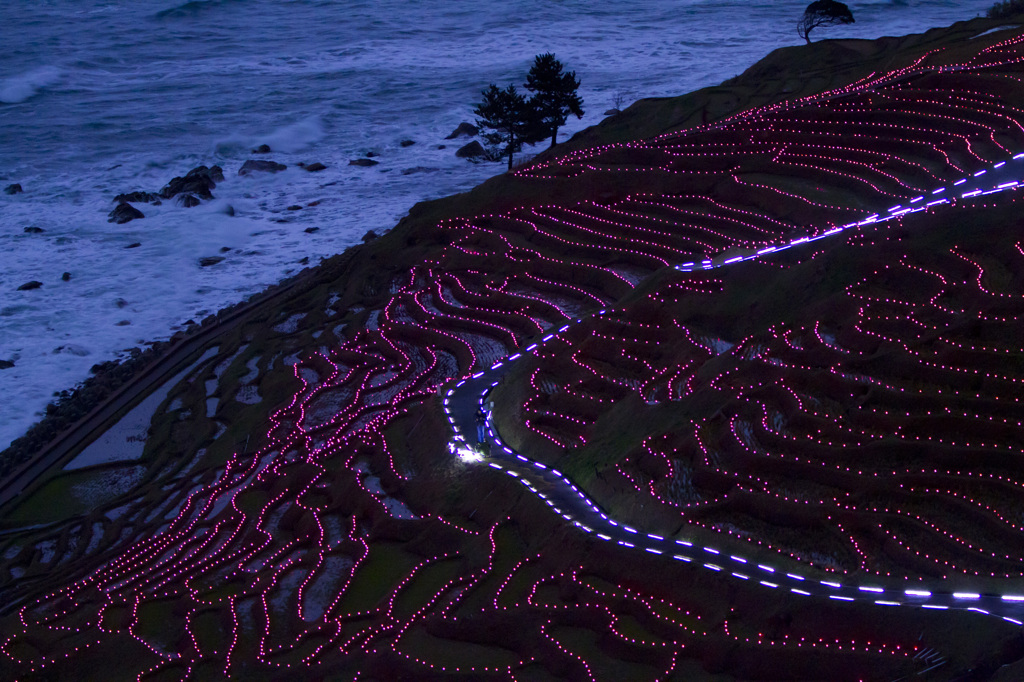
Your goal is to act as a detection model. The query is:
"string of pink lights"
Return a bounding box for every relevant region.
[6,29,1024,679]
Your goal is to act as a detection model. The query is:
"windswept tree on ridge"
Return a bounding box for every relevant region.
[797,0,855,44]
[524,53,584,148]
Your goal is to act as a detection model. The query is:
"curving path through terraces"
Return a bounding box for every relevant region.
[8,29,1024,677]
[443,152,1024,625]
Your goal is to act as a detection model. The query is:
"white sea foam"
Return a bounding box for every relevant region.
[0,66,60,103]
[0,0,1000,450]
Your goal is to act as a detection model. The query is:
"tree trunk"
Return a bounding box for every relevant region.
[549,127,558,149]
[507,132,515,171]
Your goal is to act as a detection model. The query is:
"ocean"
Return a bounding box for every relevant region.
[0,0,995,450]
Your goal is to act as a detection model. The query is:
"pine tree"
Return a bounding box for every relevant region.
[474,84,543,171]
[524,53,584,149]
[797,0,855,44]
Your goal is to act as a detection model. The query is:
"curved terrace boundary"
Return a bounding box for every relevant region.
[443,153,1024,625]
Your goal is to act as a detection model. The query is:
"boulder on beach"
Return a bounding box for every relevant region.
[455,140,486,159]
[24,226,44,234]
[108,202,145,224]
[238,159,287,176]
[445,122,478,139]
[17,281,43,291]
[362,229,378,242]
[176,193,201,208]
[4,183,23,195]
[114,191,160,204]
[198,256,225,267]
[159,165,223,200]
[349,158,379,167]
[303,162,327,172]
[252,144,271,154]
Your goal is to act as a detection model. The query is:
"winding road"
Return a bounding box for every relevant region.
[443,152,1024,625]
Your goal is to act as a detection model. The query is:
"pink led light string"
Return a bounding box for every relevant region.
[8,31,1024,678]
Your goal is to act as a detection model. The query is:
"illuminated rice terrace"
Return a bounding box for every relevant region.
[4,23,1024,682]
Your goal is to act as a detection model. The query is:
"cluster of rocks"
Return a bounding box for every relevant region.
[9,122,491,229]
[446,122,487,160]
[342,122,488,170]
[109,164,226,224]
[105,148,333,225]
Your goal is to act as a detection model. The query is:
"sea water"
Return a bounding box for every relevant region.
[0,0,996,449]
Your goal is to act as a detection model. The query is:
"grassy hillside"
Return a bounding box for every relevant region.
[3,16,1024,681]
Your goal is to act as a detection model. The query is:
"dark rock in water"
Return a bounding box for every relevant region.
[604,108,621,116]
[298,256,309,265]
[252,144,271,154]
[61,272,71,281]
[286,205,302,211]
[0,359,14,369]
[307,200,321,206]
[4,183,23,195]
[349,158,379,167]
[125,242,141,249]
[400,139,416,147]
[114,191,159,204]
[17,281,43,291]
[115,298,128,308]
[205,165,225,183]
[362,229,378,242]
[23,226,44,234]
[159,165,223,200]
[223,204,235,217]
[115,319,131,326]
[108,202,145,224]
[446,122,478,139]
[365,151,378,158]
[455,140,486,159]
[402,166,439,175]
[176,193,201,208]
[219,246,231,253]
[437,145,446,150]
[304,162,327,172]
[238,159,287,176]
[198,256,224,267]
[304,227,319,233]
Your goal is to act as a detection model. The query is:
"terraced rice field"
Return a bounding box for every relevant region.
[4,22,1024,681]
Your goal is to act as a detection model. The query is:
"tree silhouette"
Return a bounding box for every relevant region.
[474,84,543,171]
[525,53,584,149]
[797,0,855,44]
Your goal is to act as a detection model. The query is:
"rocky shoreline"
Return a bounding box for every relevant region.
[2,14,1018,486]
[0,116,495,476]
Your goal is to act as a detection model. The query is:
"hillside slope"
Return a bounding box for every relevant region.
[3,17,1024,681]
